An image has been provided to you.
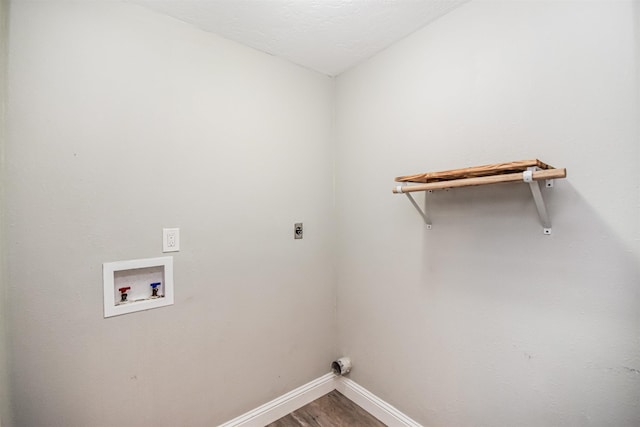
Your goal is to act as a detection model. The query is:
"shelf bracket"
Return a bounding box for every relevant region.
[405,191,432,229]
[526,167,552,235]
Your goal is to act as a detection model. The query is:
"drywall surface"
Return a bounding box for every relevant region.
[335,1,640,426]
[0,0,10,426]
[6,2,335,426]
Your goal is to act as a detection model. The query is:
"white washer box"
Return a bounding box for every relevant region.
[103,256,174,318]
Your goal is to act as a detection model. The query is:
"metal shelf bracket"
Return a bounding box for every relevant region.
[527,167,553,235]
[404,189,432,229]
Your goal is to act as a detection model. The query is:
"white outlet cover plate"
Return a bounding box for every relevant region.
[163,228,180,252]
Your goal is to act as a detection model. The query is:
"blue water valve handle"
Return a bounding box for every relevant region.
[150,282,161,297]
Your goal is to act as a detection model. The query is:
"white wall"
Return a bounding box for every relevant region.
[6,2,335,426]
[335,1,639,426]
[0,0,10,425]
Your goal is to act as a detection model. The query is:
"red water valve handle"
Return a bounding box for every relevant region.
[118,287,131,303]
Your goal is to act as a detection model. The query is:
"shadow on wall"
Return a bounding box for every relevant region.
[410,180,639,420]
[419,181,639,309]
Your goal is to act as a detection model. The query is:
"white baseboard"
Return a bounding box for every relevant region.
[218,373,422,427]
[336,377,423,427]
[217,373,338,427]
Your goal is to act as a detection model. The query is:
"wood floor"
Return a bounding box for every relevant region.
[266,390,387,427]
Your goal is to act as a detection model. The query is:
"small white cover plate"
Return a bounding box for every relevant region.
[163,228,180,252]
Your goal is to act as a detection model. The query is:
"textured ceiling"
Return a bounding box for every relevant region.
[130,0,469,76]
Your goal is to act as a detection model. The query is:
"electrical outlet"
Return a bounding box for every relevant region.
[294,223,303,239]
[163,228,180,252]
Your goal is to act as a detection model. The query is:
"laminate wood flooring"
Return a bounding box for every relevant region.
[266,390,387,427]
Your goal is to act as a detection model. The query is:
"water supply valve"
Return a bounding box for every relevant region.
[118,287,131,303]
[150,282,161,298]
